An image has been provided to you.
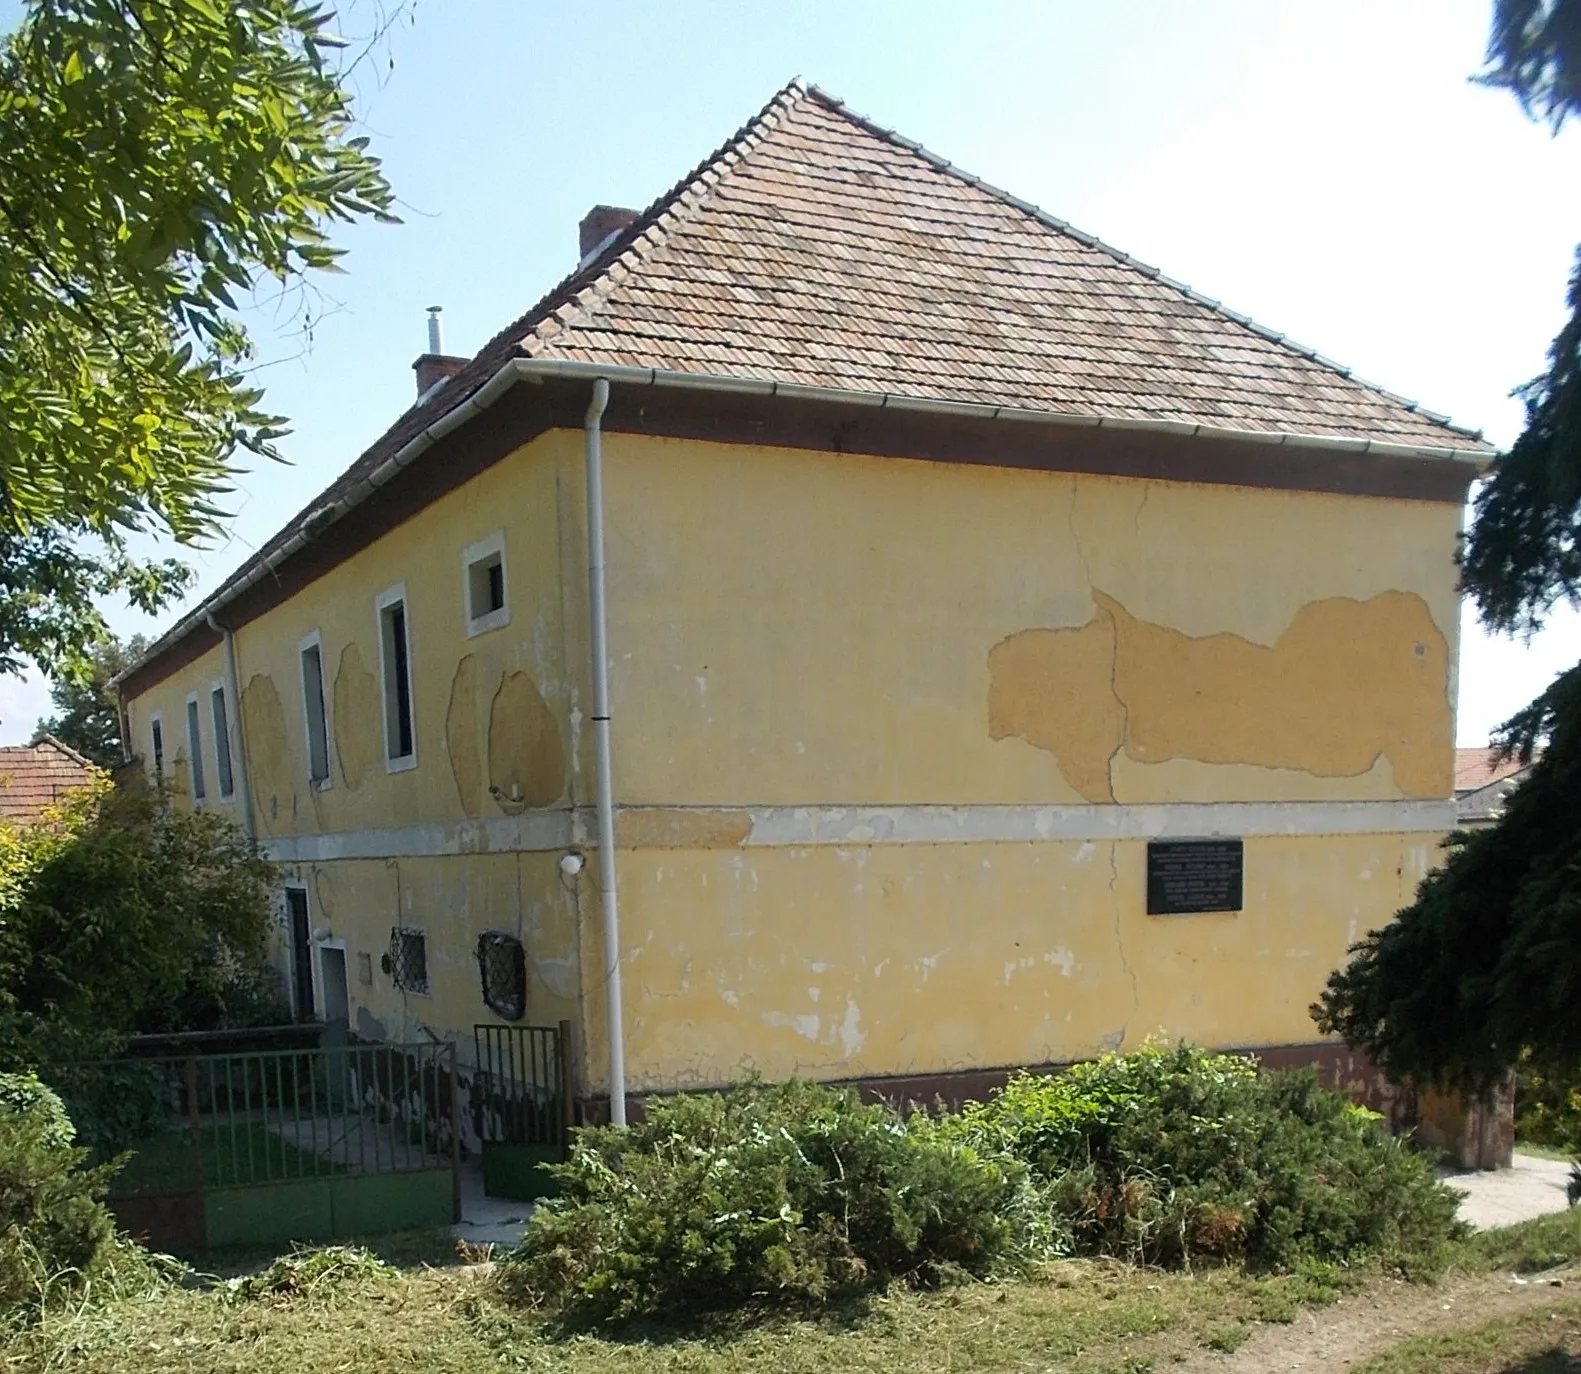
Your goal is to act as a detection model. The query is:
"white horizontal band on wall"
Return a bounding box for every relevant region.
[261,798,1456,865]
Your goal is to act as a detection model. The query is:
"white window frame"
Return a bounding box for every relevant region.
[184,691,207,804]
[297,629,333,790]
[461,530,510,638]
[209,678,236,803]
[375,582,418,773]
[148,711,164,781]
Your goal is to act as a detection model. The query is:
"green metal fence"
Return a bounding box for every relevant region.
[47,1040,459,1253]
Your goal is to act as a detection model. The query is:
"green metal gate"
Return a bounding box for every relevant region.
[472,1021,572,1201]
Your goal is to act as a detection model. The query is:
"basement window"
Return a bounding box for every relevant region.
[476,931,526,1021]
[462,532,509,637]
[387,927,429,995]
[185,694,206,802]
[149,714,164,780]
[299,632,331,786]
[376,584,416,770]
[210,682,235,801]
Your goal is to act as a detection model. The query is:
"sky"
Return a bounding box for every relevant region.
[3,0,1579,745]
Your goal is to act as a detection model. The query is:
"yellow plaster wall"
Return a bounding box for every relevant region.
[578,831,1440,1094]
[121,431,589,1057]
[276,851,579,1054]
[123,431,581,837]
[598,436,1462,806]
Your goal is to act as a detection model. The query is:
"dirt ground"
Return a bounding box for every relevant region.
[1172,1266,1574,1371]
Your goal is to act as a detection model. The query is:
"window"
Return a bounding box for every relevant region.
[387,927,428,995]
[476,931,526,1020]
[210,682,234,800]
[185,694,206,801]
[462,532,509,637]
[376,584,416,769]
[149,714,164,780]
[299,632,331,786]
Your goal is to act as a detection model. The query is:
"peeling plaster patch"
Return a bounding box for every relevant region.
[837,999,864,1056]
[808,987,821,1003]
[762,1010,821,1041]
[721,989,740,1007]
[488,671,565,809]
[1073,841,1096,864]
[1100,1027,1126,1051]
[1044,947,1077,976]
[332,642,379,790]
[617,808,752,848]
[239,673,293,836]
[988,589,1453,801]
[445,654,484,818]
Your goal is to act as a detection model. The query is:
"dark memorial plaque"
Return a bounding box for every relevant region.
[1146,839,1243,915]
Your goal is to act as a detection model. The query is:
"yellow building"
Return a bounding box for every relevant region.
[118,81,1491,1128]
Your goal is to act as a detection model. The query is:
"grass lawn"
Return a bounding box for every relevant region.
[1355,1300,1581,1373]
[111,1123,342,1194]
[4,1205,1579,1374]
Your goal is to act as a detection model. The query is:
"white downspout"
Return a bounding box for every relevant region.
[206,614,255,842]
[584,378,626,1125]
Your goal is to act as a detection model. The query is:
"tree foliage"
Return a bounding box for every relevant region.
[0,0,396,676]
[34,632,146,766]
[0,780,281,1067]
[1316,0,1581,1090]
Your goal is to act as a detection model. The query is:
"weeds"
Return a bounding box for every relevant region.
[220,1245,397,1303]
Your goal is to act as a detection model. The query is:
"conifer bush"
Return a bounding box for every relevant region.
[507,1079,1032,1323]
[0,1073,121,1316]
[945,1044,1463,1271]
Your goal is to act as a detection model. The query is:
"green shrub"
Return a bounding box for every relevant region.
[0,1072,121,1315]
[222,1245,397,1303]
[506,1079,1032,1323]
[945,1044,1463,1272]
[1515,1056,1581,1153]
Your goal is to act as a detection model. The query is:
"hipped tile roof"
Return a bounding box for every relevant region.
[516,82,1485,447]
[126,79,1492,685]
[0,736,95,824]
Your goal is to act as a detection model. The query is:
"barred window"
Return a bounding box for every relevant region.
[476,931,526,1021]
[386,927,429,995]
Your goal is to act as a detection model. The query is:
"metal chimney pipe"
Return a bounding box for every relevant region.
[426,306,443,355]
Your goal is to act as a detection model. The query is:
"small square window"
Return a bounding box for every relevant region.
[387,927,429,995]
[476,931,526,1021]
[462,533,509,636]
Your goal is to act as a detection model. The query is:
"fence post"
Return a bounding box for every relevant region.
[448,1043,461,1224]
[557,1018,575,1158]
[184,1056,203,1197]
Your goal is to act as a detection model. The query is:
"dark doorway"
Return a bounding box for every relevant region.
[287,888,315,1021]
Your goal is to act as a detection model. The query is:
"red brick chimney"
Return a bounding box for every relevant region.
[412,305,467,400]
[579,205,638,264]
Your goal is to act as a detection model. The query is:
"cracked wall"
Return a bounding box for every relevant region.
[988,589,1452,802]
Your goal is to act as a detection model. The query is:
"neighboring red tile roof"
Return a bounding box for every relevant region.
[0,736,95,823]
[1454,746,1527,795]
[125,79,1493,687]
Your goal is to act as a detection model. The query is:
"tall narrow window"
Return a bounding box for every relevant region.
[462,532,509,636]
[210,683,234,800]
[299,634,330,785]
[185,695,206,801]
[377,586,416,768]
[149,715,164,780]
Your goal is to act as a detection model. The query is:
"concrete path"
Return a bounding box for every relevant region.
[1441,1151,1575,1229]
[452,1159,534,1250]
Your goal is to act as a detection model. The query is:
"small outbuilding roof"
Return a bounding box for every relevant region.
[0,735,96,824]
